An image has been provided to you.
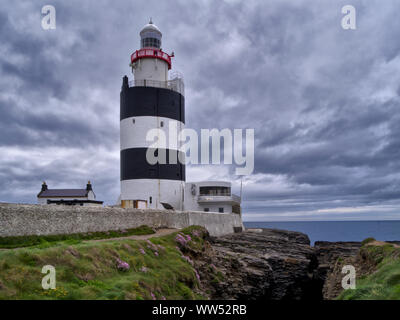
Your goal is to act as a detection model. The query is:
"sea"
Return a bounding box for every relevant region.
[243,221,400,246]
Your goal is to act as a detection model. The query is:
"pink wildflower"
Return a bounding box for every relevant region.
[146,240,158,250]
[175,233,191,247]
[151,292,156,300]
[139,248,146,255]
[181,255,194,266]
[116,259,130,271]
[140,266,148,273]
[192,230,201,237]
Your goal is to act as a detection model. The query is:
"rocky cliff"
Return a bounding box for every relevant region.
[314,241,361,299]
[190,228,363,300]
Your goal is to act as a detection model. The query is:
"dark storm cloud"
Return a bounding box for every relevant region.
[0,11,68,99]
[1,0,400,219]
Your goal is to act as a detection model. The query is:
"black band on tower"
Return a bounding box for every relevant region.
[121,86,185,123]
[121,148,185,181]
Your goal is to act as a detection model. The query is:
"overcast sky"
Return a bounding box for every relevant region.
[1,0,400,221]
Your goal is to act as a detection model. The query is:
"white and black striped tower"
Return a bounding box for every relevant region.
[120,19,185,210]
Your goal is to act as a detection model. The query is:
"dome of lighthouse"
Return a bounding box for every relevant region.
[140,19,162,49]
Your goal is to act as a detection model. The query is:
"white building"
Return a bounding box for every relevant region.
[119,20,242,215]
[37,181,103,206]
[120,19,184,210]
[184,181,241,214]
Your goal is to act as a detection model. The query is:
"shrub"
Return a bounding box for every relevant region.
[361,237,376,246]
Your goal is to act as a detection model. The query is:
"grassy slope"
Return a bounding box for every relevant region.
[338,241,400,300]
[0,225,155,249]
[0,226,206,300]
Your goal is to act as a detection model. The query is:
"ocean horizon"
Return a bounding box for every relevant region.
[243,220,400,245]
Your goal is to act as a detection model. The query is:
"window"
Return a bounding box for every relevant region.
[160,121,164,127]
[219,207,224,213]
[141,38,161,48]
[204,208,209,212]
[149,196,152,204]
[132,118,135,124]
[199,186,231,196]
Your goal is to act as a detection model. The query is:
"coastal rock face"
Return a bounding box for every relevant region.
[314,241,361,299]
[193,229,364,300]
[196,229,322,300]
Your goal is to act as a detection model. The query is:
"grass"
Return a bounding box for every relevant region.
[337,240,400,300]
[0,225,155,249]
[0,226,207,300]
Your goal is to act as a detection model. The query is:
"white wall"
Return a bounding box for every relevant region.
[134,58,168,82]
[38,196,88,204]
[184,182,234,213]
[199,204,232,213]
[121,179,184,211]
[184,182,199,211]
[120,116,183,151]
[37,197,101,206]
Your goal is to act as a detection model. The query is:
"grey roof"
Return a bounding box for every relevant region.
[38,189,89,198]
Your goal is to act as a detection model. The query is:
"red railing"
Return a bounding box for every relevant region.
[130,48,173,69]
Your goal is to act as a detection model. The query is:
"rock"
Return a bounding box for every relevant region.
[314,241,361,299]
[195,228,322,300]
[191,228,370,300]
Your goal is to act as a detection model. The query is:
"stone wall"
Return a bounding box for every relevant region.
[0,203,244,237]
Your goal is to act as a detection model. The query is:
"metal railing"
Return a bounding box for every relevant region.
[128,78,184,96]
[131,48,172,69]
[197,194,241,204]
[232,194,241,203]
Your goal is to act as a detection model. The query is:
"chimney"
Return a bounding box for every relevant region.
[41,181,48,192]
[86,181,92,191]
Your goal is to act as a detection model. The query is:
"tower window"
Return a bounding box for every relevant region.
[141,38,161,48]
[204,208,209,212]
[160,121,164,127]
[149,196,152,204]
[132,118,135,124]
[219,207,224,213]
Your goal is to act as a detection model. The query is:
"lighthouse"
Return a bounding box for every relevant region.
[120,20,185,210]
